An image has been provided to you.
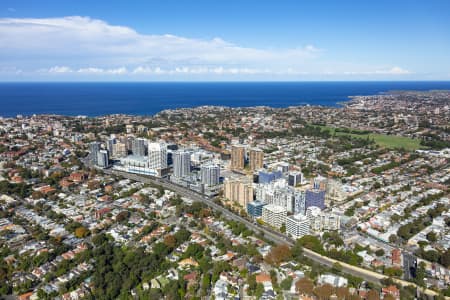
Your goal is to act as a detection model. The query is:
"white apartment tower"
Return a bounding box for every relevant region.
[148,142,167,170]
[97,150,109,168]
[201,163,220,186]
[132,138,147,157]
[173,150,191,178]
[262,204,287,229]
[286,214,310,239]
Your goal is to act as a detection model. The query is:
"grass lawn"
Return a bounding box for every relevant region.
[314,125,422,151]
[368,134,422,151]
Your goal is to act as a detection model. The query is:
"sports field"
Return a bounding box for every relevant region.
[315,125,422,151]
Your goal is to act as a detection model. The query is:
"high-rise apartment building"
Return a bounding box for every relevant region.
[258,170,283,184]
[262,204,287,229]
[113,142,127,158]
[286,214,310,239]
[305,189,326,210]
[223,179,254,207]
[247,201,266,218]
[148,142,167,170]
[255,178,303,213]
[294,191,306,215]
[249,148,264,171]
[106,138,116,157]
[89,142,101,164]
[288,171,303,187]
[173,150,191,178]
[132,138,147,157]
[231,145,246,170]
[97,150,109,168]
[201,163,220,186]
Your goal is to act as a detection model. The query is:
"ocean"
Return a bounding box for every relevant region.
[1,81,450,117]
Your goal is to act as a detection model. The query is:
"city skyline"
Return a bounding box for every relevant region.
[1,0,449,81]
[0,86,448,299]
[0,2,449,298]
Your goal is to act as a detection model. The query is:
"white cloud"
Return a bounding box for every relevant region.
[77,67,128,74]
[0,16,318,72]
[132,66,272,75]
[40,66,129,75]
[379,66,411,75]
[77,67,103,74]
[37,64,412,78]
[343,66,412,76]
[0,16,417,79]
[39,65,307,76]
[48,66,73,73]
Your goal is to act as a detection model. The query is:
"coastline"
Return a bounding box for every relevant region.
[1,82,450,117]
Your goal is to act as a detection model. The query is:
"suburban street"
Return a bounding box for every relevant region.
[103,167,438,297]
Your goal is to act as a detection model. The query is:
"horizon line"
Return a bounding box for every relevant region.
[1,80,450,84]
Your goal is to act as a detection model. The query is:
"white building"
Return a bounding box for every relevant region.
[326,179,347,205]
[262,204,287,229]
[288,171,303,187]
[256,179,304,213]
[115,155,159,176]
[318,274,348,287]
[307,206,340,232]
[96,150,109,168]
[286,214,310,239]
[306,206,322,219]
[89,142,101,164]
[132,138,147,157]
[115,142,167,177]
[113,142,127,158]
[173,150,191,178]
[190,149,214,167]
[201,163,220,186]
[213,279,228,300]
[106,137,116,157]
[148,142,167,170]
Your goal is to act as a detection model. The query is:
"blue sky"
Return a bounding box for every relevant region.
[1,0,449,81]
